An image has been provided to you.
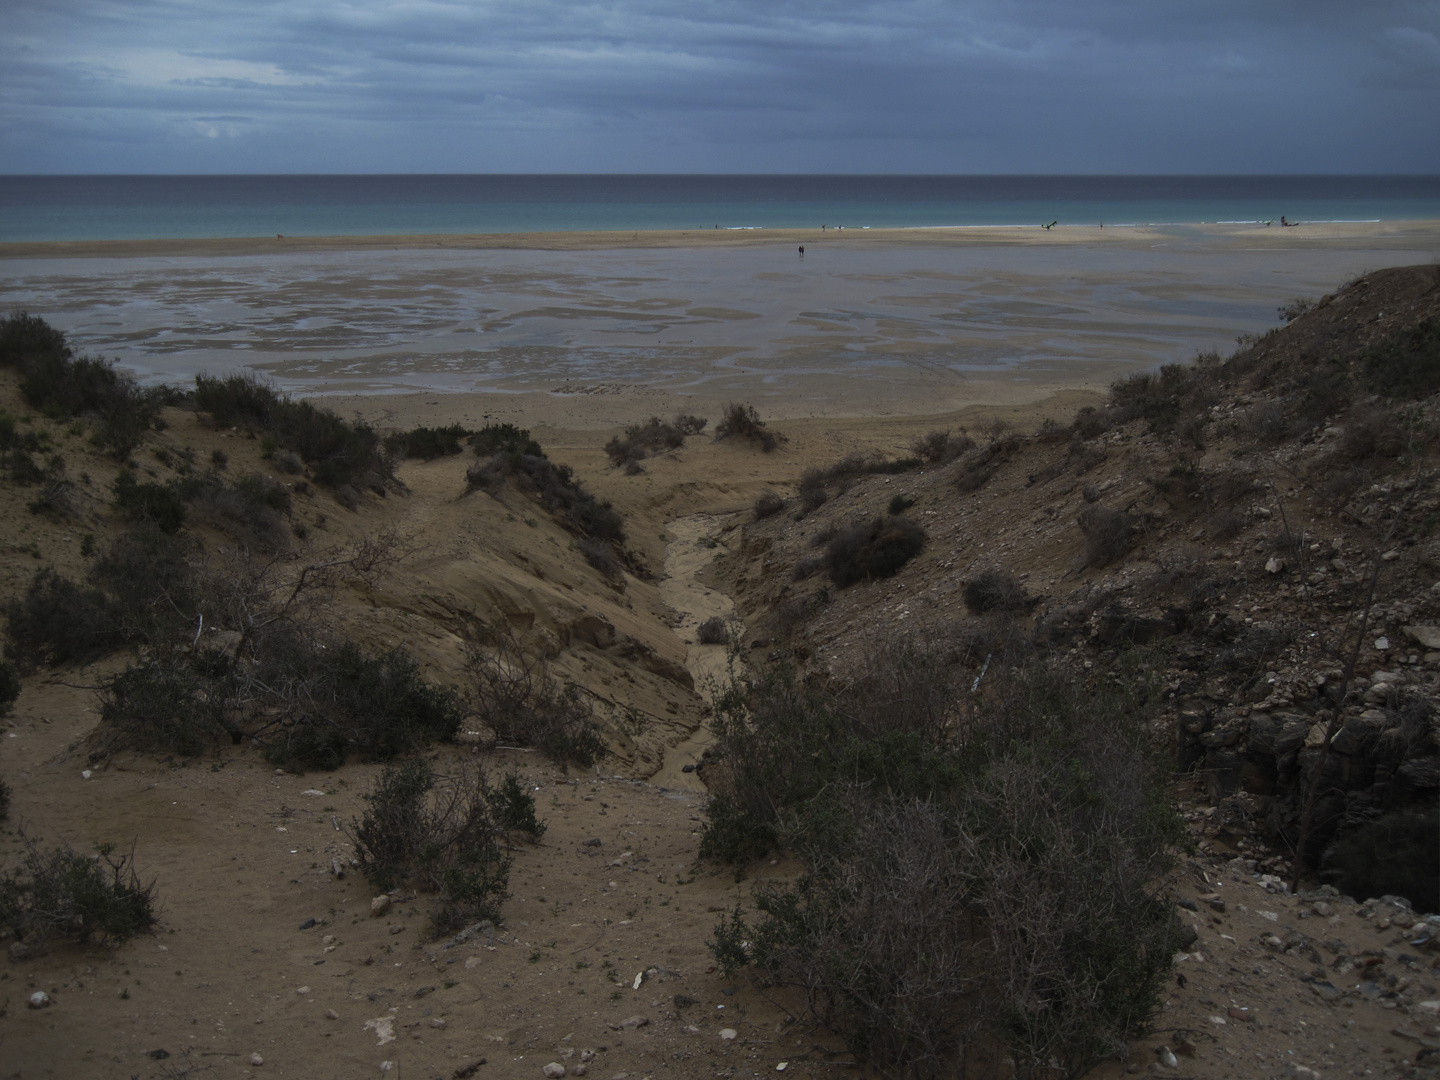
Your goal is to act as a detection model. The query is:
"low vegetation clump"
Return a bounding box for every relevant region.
[383,423,470,461]
[822,515,926,587]
[696,616,729,645]
[752,491,785,520]
[797,452,923,513]
[467,625,607,767]
[702,642,1182,1079]
[0,834,160,949]
[715,402,781,452]
[4,525,201,668]
[97,636,466,770]
[604,414,707,471]
[1360,317,1440,399]
[0,312,171,459]
[962,567,1031,614]
[193,372,392,494]
[1323,810,1439,914]
[351,758,544,937]
[466,426,625,549]
[0,657,16,716]
[910,428,977,465]
[1078,504,1136,569]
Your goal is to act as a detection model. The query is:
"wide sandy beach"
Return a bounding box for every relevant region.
[3,220,1438,430]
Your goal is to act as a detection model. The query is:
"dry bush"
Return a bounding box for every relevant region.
[791,555,824,581]
[351,758,544,937]
[1078,504,1135,568]
[577,538,625,581]
[706,654,1183,1079]
[0,834,159,949]
[1335,404,1407,463]
[604,414,707,468]
[823,516,926,588]
[467,625,606,766]
[696,616,729,645]
[715,402,780,452]
[911,429,976,464]
[953,439,1017,493]
[962,567,1031,614]
[753,491,785,520]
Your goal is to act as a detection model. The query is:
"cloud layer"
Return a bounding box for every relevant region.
[4,1,1438,173]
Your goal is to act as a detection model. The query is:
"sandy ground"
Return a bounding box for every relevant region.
[4,230,1440,1079]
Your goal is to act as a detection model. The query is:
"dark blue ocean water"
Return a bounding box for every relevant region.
[3,175,1439,243]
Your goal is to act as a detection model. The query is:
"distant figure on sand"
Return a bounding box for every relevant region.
[798,246,804,257]
[1281,216,1296,227]
[1043,220,1057,230]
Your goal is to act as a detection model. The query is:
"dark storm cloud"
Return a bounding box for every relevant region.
[1,0,1436,172]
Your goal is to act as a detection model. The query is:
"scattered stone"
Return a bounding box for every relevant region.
[430,1017,447,1028]
[389,924,405,935]
[415,985,436,998]
[582,838,602,847]
[673,994,697,1008]
[1227,1007,1253,1022]
[542,1063,566,1079]
[325,1009,340,1020]
[1375,636,1390,650]
[27,991,49,1009]
[719,1028,738,1040]
[371,894,392,917]
[452,1062,485,1079]
[570,1066,588,1077]
[1157,1046,1179,1068]
[610,1016,648,1031]
[250,1053,264,1066]
[1403,625,1440,650]
[1199,893,1226,913]
[295,985,310,995]
[1266,556,1286,574]
[1312,901,1334,918]
[1174,1036,1198,1058]
[299,918,317,930]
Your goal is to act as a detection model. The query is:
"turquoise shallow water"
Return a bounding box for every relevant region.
[3,175,1439,242]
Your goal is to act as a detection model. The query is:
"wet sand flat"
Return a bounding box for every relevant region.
[2,222,1437,425]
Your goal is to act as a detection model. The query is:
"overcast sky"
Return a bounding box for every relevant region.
[3,1,1438,174]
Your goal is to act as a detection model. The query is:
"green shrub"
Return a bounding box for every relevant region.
[0,834,159,947]
[351,759,542,937]
[3,568,117,669]
[702,649,1182,1079]
[384,424,471,462]
[113,469,187,534]
[1323,810,1439,913]
[887,493,915,515]
[1361,318,1440,399]
[469,423,542,458]
[823,515,925,588]
[259,642,467,770]
[468,446,625,546]
[193,373,391,491]
[193,372,280,429]
[0,313,167,459]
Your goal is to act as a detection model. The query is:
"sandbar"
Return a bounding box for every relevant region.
[3,221,1437,430]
